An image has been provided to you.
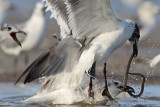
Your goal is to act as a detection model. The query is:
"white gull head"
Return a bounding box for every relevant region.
[0,23,26,46]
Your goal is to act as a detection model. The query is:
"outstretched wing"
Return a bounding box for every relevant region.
[15,38,82,84]
[66,0,119,39]
[42,0,71,39]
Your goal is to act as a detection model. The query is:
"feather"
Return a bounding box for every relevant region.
[15,37,82,84]
[42,0,71,39]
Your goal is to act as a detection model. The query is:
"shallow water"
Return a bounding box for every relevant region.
[1,0,160,106]
[0,83,160,107]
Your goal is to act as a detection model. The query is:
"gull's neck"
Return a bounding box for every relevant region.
[0,31,10,42]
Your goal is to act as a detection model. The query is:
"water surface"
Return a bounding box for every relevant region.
[0,83,160,107]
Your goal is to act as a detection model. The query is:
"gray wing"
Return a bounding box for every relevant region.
[15,37,82,84]
[66,0,119,39]
[42,0,71,39]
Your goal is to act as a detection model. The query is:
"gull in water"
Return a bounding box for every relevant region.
[0,0,12,24]
[0,23,26,46]
[1,2,47,65]
[22,78,133,104]
[16,0,140,105]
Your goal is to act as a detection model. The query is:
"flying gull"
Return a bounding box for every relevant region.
[16,0,140,104]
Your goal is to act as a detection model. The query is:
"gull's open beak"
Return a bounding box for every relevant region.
[17,30,27,36]
[10,30,27,47]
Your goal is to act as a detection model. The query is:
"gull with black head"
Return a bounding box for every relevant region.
[15,0,140,105]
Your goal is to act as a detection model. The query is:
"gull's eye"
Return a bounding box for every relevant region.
[114,82,119,86]
[8,27,12,31]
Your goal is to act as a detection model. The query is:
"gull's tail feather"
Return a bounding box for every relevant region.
[15,37,82,85]
[42,0,71,39]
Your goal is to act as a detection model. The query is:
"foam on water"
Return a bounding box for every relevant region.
[0,83,160,106]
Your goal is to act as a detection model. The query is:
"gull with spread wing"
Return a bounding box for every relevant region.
[16,0,140,104]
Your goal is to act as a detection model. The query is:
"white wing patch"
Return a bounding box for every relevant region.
[66,0,119,39]
[42,0,71,39]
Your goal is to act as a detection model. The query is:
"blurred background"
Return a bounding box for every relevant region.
[0,0,160,86]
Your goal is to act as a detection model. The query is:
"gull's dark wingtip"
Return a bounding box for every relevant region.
[14,49,51,85]
[14,70,28,86]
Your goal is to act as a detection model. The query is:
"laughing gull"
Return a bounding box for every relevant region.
[15,0,140,104]
[22,79,133,104]
[0,23,26,46]
[0,0,11,24]
[1,2,46,65]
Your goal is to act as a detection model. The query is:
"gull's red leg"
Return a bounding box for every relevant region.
[102,63,114,100]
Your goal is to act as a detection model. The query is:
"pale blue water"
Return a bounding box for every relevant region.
[0,83,160,107]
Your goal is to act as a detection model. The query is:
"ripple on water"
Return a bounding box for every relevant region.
[0,83,160,107]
